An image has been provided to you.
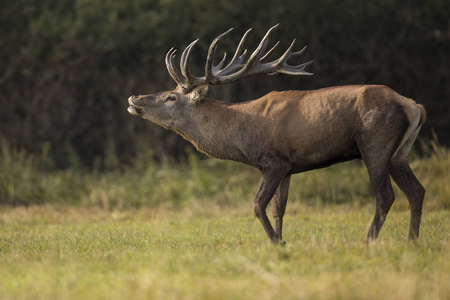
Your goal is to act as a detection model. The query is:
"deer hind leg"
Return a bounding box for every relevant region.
[360,137,399,242]
[271,175,291,243]
[254,169,289,244]
[391,127,425,240]
[390,160,425,239]
[366,162,396,242]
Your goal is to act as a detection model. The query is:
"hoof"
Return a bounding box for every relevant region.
[271,239,286,246]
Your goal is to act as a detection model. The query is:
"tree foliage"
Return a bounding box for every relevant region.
[1,0,449,168]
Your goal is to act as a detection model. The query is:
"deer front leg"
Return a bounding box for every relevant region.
[271,175,291,243]
[253,170,289,244]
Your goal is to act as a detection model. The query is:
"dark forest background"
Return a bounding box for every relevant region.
[1,0,449,169]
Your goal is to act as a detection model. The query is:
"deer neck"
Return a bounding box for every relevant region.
[171,99,247,162]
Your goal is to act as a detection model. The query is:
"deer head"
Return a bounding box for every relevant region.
[127,24,312,128]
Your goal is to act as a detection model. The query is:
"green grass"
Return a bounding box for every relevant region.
[0,205,449,300]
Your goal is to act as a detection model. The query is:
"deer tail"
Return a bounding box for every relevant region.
[416,104,426,126]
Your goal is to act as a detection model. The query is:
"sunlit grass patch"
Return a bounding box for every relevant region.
[0,206,449,300]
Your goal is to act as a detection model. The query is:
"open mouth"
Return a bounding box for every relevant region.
[127,97,143,115]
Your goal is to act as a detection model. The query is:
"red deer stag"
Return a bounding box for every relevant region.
[127,25,426,244]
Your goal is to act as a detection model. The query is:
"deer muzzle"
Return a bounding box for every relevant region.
[127,96,143,115]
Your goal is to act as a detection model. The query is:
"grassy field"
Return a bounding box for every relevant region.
[0,143,449,299]
[0,204,449,300]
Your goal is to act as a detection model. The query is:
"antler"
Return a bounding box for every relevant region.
[165,24,313,94]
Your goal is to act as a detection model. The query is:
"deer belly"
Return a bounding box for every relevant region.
[284,136,360,173]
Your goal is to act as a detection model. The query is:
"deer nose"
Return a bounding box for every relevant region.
[128,95,139,104]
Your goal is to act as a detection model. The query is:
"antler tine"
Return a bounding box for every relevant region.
[292,45,308,57]
[256,33,272,60]
[239,49,248,60]
[212,52,227,73]
[243,24,280,72]
[214,28,252,77]
[228,28,252,64]
[180,39,199,80]
[165,48,185,87]
[205,28,234,83]
[282,44,314,75]
[276,42,314,75]
[279,60,314,76]
[260,40,280,62]
[276,39,297,66]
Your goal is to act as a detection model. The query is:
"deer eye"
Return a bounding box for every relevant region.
[165,95,177,102]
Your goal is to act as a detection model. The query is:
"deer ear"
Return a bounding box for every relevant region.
[188,85,209,102]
